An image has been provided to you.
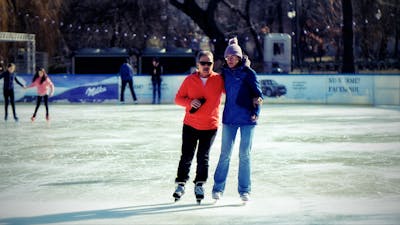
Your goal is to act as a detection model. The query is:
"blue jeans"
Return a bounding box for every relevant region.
[213,124,255,195]
[152,79,161,104]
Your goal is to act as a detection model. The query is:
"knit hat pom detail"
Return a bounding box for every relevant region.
[224,37,243,59]
[228,37,238,45]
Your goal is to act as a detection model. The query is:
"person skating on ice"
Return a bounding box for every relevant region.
[26,67,55,122]
[150,57,163,104]
[212,37,263,203]
[173,51,224,204]
[119,58,138,104]
[0,63,25,121]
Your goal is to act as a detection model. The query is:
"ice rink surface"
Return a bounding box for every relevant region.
[0,103,399,225]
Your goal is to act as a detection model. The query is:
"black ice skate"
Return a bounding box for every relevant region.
[194,182,204,204]
[173,183,185,202]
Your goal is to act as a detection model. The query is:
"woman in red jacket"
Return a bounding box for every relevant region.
[173,51,224,204]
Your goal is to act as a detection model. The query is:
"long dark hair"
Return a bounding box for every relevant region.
[32,67,47,84]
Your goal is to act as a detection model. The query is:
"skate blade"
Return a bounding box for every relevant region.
[173,194,182,202]
[196,196,204,205]
[173,192,184,201]
[212,199,219,204]
[241,200,249,206]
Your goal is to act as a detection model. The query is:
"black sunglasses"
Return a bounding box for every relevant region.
[199,61,213,66]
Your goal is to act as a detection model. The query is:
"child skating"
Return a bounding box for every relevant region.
[26,67,55,122]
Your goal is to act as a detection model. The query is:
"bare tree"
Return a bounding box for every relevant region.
[341,0,355,73]
[169,0,226,58]
[170,0,268,59]
[61,0,166,52]
[2,0,398,73]
[1,0,64,56]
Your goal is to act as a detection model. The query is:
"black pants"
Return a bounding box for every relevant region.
[152,79,161,103]
[3,89,17,119]
[33,95,49,117]
[175,124,217,184]
[120,79,137,102]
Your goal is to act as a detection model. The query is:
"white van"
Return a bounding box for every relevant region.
[263,33,292,73]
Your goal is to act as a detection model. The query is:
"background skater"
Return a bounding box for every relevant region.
[26,67,55,122]
[119,58,138,104]
[0,63,25,121]
[150,57,163,104]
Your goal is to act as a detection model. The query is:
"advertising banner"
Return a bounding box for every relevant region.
[1,73,398,105]
[0,74,119,103]
[257,74,374,104]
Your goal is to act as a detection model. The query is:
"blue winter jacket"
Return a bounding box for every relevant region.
[222,59,263,125]
[0,70,24,91]
[119,63,134,81]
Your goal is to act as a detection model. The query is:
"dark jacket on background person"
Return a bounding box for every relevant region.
[0,70,24,90]
[151,64,163,83]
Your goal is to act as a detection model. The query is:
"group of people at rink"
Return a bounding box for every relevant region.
[1,37,263,204]
[0,63,54,122]
[119,56,163,104]
[172,37,263,204]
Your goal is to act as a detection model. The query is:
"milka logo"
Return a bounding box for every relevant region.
[85,86,107,97]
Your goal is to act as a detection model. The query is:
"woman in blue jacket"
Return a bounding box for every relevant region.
[212,38,263,202]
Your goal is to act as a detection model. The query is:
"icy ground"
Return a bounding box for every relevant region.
[0,103,399,225]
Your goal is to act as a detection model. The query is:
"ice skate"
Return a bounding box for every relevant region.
[31,116,35,122]
[212,191,222,203]
[172,183,185,202]
[240,193,250,205]
[194,182,204,204]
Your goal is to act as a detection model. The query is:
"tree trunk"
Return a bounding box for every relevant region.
[170,0,265,60]
[277,0,283,33]
[396,6,400,59]
[244,0,263,60]
[341,0,355,73]
[395,24,399,58]
[169,0,226,58]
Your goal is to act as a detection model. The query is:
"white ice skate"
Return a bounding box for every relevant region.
[240,193,250,205]
[212,191,222,202]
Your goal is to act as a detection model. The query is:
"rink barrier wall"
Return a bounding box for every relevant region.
[0,73,399,105]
